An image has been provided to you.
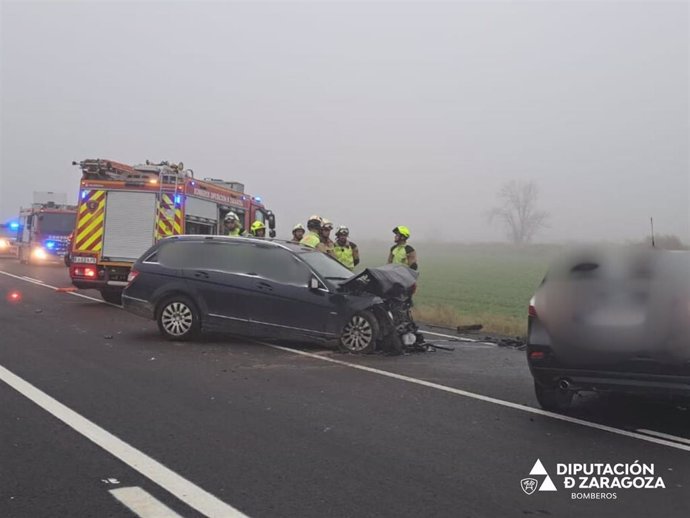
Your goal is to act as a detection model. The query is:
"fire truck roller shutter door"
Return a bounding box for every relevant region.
[102,192,157,261]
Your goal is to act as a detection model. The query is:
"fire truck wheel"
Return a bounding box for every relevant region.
[339,310,379,354]
[100,288,123,305]
[156,295,201,341]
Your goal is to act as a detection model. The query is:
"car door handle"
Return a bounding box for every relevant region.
[194,271,210,279]
[256,281,273,291]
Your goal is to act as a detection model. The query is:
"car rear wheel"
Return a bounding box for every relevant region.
[156,296,200,341]
[100,288,123,305]
[339,310,379,354]
[534,381,574,412]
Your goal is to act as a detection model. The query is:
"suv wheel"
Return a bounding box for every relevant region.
[534,381,574,412]
[157,296,200,341]
[339,310,379,354]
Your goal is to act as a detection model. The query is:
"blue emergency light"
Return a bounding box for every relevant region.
[175,195,182,205]
[9,221,19,230]
[255,196,262,203]
[45,241,56,250]
[81,190,88,200]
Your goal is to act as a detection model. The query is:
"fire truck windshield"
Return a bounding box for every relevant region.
[38,213,76,234]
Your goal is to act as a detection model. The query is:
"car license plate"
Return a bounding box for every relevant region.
[72,256,97,264]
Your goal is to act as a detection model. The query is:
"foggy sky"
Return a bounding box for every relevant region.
[1,1,688,243]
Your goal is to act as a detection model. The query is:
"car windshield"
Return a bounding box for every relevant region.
[38,213,76,234]
[298,250,354,280]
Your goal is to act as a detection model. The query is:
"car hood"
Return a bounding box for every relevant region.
[339,264,418,298]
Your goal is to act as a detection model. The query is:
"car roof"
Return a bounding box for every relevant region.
[158,235,314,253]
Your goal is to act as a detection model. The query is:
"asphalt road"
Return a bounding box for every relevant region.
[1,259,688,518]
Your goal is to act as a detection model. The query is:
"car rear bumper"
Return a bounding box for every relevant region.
[530,365,690,397]
[122,294,154,320]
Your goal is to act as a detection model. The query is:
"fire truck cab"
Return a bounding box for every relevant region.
[16,194,77,265]
[68,159,276,304]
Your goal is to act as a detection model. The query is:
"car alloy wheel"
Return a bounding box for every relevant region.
[156,296,201,341]
[340,311,379,353]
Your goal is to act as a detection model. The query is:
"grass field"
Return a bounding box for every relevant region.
[355,241,564,338]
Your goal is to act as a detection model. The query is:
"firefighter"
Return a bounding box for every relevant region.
[224,212,243,236]
[387,226,418,270]
[248,220,266,238]
[300,215,326,251]
[291,223,305,243]
[333,226,360,271]
[320,219,335,256]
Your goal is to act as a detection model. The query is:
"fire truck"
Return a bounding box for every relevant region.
[68,159,276,304]
[16,193,78,265]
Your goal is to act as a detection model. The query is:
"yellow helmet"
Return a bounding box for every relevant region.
[250,220,266,234]
[393,225,410,239]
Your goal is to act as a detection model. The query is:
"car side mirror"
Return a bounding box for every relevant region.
[267,211,276,230]
[269,229,276,238]
[309,277,320,290]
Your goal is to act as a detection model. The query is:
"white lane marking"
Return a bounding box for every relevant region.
[259,342,690,453]
[0,364,248,518]
[110,486,184,518]
[3,268,689,454]
[22,276,44,283]
[636,429,690,446]
[0,270,117,306]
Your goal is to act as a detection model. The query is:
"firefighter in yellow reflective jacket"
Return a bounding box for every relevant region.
[300,215,328,252]
[224,212,243,236]
[291,224,305,243]
[247,220,266,238]
[333,226,360,270]
[320,219,336,257]
[387,226,418,270]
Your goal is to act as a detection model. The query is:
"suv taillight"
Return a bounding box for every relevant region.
[528,296,537,317]
[127,269,139,284]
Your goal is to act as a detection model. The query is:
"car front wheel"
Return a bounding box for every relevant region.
[156,296,200,341]
[339,310,379,354]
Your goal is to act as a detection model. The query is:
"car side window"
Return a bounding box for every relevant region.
[250,246,311,285]
[158,241,253,273]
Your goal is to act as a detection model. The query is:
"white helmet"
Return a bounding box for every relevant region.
[224,212,239,222]
[293,223,305,231]
[336,225,349,236]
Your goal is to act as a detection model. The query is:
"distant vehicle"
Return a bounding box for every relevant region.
[527,247,690,411]
[68,159,276,305]
[16,201,77,265]
[122,235,423,353]
[0,222,19,258]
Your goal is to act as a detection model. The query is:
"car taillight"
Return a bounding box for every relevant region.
[410,283,417,295]
[529,351,545,360]
[127,269,139,284]
[528,296,537,317]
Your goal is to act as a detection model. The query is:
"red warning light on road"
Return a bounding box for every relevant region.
[7,290,22,303]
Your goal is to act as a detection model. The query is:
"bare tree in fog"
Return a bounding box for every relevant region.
[487,180,549,244]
